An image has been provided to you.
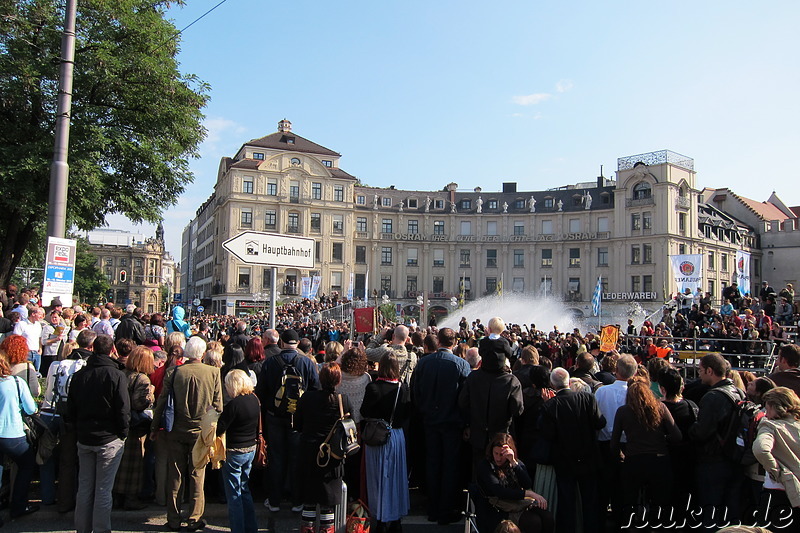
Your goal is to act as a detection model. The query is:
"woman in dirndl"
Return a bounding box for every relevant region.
[360,353,411,533]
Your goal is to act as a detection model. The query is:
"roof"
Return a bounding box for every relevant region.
[710,188,794,221]
[243,132,340,157]
[229,159,261,170]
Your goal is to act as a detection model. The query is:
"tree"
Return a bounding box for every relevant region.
[0,0,208,284]
[73,237,109,305]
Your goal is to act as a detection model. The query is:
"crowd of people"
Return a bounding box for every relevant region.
[0,281,799,533]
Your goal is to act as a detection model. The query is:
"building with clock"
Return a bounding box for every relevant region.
[181,120,797,319]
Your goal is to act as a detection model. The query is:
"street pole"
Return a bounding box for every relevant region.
[47,0,77,239]
[269,267,277,330]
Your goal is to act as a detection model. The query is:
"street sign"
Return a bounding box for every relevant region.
[197,306,205,313]
[222,231,315,268]
[41,236,77,307]
[192,298,201,306]
[174,293,183,302]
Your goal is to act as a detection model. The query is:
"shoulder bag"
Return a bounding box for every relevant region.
[14,376,45,446]
[361,382,401,447]
[253,395,268,468]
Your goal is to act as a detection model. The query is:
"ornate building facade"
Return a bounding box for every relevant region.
[88,225,177,313]
[183,120,784,318]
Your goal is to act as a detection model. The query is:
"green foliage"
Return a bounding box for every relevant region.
[378,302,396,323]
[0,0,208,284]
[73,237,109,305]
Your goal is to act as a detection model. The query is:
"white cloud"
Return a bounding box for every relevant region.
[555,79,574,93]
[512,93,552,106]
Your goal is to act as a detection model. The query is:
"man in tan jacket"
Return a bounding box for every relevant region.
[152,336,222,531]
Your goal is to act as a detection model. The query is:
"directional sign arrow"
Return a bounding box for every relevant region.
[222,231,315,268]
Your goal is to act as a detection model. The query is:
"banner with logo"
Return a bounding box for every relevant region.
[600,325,620,352]
[347,273,355,300]
[735,251,751,294]
[310,275,322,299]
[669,254,703,294]
[300,277,312,299]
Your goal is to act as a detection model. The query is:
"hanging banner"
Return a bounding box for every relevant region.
[735,251,751,294]
[353,307,377,334]
[300,277,312,299]
[310,275,322,299]
[669,254,703,294]
[347,273,355,300]
[600,325,620,352]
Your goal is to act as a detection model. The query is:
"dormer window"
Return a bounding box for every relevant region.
[322,160,332,168]
[461,199,471,210]
[286,137,295,144]
[488,200,498,210]
[408,198,418,209]
[382,197,392,207]
[253,152,264,160]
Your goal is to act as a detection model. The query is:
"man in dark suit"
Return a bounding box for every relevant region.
[539,367,606,533]
[411,327,471,525]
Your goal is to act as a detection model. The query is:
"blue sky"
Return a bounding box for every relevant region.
[111,0,800,257]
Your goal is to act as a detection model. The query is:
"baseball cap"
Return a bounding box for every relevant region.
[280,329,300,344]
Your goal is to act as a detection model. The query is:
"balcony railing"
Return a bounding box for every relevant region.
[625,197,655,207]
[676,196,691,209]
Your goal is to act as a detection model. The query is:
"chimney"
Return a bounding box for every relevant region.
[502,182,517,193]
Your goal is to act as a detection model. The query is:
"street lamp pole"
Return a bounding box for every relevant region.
[47,0,77,239]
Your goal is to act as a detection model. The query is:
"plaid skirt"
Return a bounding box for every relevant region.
[113,434,146,495]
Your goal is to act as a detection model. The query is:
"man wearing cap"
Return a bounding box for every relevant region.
[722,282,742,310]
[255,329,320,513]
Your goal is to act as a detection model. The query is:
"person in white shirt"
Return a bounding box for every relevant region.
[13,306,44,371]
[594,354,638,529]
[41,309,68,373]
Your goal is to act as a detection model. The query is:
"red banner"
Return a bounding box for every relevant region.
[600,325,620,352]
[353,307,377,334]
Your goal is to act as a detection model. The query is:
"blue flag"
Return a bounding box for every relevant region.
[591,276,602,317]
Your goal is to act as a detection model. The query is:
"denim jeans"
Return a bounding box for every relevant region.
[75,438,125,533]
[0,436,36,516]
[27,350,41,372]
[695,458,744,532]
[265,419,300,506]
[222,450,258,533]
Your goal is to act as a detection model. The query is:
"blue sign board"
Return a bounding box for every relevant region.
[197,306,205,313]
[174,293,183,302]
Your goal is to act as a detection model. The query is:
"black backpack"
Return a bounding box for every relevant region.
[273,355,305,418]
[715,388,764,466]
[317,394,360,467]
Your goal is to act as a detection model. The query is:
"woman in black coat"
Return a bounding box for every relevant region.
[294,362,353,533]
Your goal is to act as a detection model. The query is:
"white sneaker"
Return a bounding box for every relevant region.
[264,500,280,512]
[291,504,304,513]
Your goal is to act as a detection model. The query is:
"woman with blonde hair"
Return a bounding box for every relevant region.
[114,346,155,510]
[217,369,260,533]
[203,341,224,368]
[753,387,800,530]
[611,377,681,528]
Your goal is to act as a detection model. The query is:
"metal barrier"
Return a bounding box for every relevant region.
[620,334,783,377]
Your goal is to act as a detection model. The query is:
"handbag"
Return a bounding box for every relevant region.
[253,395,268,469]
[487,496,535,513]
[318,394,360,467]
[346,500,371,533]
[361,382,401,447]
[14,376,45,446]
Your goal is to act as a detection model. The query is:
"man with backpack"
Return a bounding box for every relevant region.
[115,305,146,345]
[688,353,746,531]
[256,329,320,513]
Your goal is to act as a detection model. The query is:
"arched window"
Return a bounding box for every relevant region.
[678,185,687,197]
[633,182,651,200]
